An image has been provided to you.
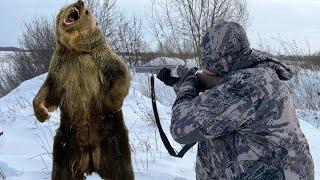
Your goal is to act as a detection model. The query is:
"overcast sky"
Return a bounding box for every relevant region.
[1,0,319,53]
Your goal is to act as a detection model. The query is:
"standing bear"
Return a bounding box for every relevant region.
[32,1,134,179]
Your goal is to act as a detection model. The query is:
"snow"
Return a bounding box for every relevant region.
[0,73,197,180]
[0,55,319,179]
[0,51,14,69]
[299,120,320,178]
[286,68,320,127]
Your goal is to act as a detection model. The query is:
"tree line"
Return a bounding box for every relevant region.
[0,0,249,97]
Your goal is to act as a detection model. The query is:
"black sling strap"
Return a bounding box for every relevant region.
[150,75,196,158]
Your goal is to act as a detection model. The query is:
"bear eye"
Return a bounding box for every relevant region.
[85,10,89,15]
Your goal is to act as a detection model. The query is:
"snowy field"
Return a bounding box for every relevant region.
[0,52,15,90]
[0,73,198,180]
[0,51,14,69]
[0,55,319,179]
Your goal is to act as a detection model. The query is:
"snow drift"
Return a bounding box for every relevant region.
[0,61,319,179]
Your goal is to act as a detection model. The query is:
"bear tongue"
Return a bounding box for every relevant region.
[68,17,75,22]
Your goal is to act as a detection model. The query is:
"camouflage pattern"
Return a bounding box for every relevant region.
[199,21,293,80]
[170,21,314,179]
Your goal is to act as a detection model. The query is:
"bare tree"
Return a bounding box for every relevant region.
[113,14,149,66]
[1,1,149,97]
[0,62,21,96]
[1,17,55,97]
[150,0,250,61]
[84,0,119,47]
[155,34,195,59]
[84,0,149,66]
[12,17,55,77]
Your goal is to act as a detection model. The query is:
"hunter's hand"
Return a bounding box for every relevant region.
[156,67,180,86]
[181,68,199,91]
[33,99,50,123]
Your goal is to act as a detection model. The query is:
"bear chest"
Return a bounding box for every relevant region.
[57,55,105,112]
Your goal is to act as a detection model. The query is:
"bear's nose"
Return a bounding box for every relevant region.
[76,0,84,7]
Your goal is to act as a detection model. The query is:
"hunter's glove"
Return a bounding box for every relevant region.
[174,67,199,93]
[180,67,198,87]
[156,67,180,86]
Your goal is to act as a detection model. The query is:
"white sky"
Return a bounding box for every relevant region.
[0,0,319,53]
[246,0,320,53]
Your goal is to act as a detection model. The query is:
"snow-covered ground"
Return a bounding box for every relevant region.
[0,51,14,70]
[286,68,320,128]
[0,70,319,179]
[0,54,319,179]
[0,73,197,180]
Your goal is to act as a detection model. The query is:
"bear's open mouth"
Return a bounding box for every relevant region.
[64,7,80,25]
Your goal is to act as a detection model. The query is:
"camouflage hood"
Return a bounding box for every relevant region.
[200,21,293,80]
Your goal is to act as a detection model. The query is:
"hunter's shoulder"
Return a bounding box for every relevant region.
[226,67,279,85]
[238,66,276,77]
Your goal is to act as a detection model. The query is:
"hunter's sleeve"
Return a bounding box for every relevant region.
[170,72,262,144]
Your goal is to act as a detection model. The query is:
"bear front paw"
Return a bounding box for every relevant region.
[33,101,50,123]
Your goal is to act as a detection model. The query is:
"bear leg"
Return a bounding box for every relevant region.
[51,131,73,180]
[97,128,134,180]
[51,130,86,180]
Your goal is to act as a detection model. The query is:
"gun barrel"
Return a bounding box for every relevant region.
[134,65,190,78]
[134,65,180,75]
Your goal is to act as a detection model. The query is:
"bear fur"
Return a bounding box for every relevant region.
[32,1,134,179]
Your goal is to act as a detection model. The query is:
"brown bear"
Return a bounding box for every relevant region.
[32,1,134,179]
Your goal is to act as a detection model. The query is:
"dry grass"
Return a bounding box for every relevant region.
[256,36,320,70]
[281,55,320,70]
[286,69,320,110]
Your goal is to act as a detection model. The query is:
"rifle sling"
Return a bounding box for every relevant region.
[150,75,196,158]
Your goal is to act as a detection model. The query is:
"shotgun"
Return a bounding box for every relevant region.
[134,65,218,90]
[134,65,220,157]
[133,65,189,78]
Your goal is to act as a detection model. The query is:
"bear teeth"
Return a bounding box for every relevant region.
[63,7,81,26]
[72,7,80,17]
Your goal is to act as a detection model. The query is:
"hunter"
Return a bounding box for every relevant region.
[157,21,314,179]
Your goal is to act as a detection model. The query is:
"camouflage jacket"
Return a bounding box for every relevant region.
[170,22,314,180]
